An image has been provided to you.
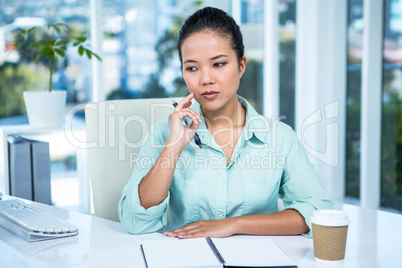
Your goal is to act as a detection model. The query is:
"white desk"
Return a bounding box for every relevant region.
[0,197,401,268]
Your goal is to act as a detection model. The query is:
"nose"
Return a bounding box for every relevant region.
[200,69,214,85]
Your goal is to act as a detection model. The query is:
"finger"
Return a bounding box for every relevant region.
[182,100,192,109]
[164,231,176,237]
[166,229,199,238]
[175,92,194,110]
[166,222,201,237]
[178,230,206,239]
[176,109,202,124]
[168,222,198,234]
[164,229,191,237]
[174,225,200,235]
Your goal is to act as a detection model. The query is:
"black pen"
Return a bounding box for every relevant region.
[170,97,202,149]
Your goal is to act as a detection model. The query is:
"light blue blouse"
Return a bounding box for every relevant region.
[118,96,332,237]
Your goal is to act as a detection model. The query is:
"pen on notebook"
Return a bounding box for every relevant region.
[170,96,202,149]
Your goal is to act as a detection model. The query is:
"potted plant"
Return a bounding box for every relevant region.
[8,22,101,128]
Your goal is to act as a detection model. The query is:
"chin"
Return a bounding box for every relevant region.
[199,101,224,112]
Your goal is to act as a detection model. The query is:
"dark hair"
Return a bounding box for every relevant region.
[177,6,245,67]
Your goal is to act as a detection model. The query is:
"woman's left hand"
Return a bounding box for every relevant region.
[164,218,237,239]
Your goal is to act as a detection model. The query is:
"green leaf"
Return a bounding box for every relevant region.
[55,22,68,30]
[35,53,42,62]
[15,32,23,39]
[92,51,102,61]
[49,51,55,60]
[54,49,65,57]
[54,39,64,46]
[49,23,68,35]
[78,45,84,56]
[85,49,92,59]
[41,47,52,56]
[55,26,62,34]
[38,40,48,46]
[28,43,39,49]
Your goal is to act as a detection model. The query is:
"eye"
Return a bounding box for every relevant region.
[185,66,197,72]
[214,62,227,67]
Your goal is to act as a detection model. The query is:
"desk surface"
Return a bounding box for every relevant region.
[0,197,401,268]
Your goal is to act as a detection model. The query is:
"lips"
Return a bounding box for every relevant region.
[201,91,219,100]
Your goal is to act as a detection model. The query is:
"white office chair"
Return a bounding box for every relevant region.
[85,97,284,221]
[85,98,176,222]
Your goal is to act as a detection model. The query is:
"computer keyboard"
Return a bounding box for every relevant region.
[0,199,78,242]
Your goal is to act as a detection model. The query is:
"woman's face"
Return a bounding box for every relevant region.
[181,31,246,113]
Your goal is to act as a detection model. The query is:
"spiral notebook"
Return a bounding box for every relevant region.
[140,236,297,268]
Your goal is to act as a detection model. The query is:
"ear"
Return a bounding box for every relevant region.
[239,56,247,78]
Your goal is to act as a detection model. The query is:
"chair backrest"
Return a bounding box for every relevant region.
[85,98,176,221]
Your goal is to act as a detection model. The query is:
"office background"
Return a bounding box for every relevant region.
[0,0,401,215]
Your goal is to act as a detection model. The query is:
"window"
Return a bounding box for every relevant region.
[238,0,264,113]
[278,0,296,128]
[346,0,402,212]
[381,0,402,211]
[0,0,92,124]
[102,0,264,114]
[345,0,363,200]
[1,1,264,117]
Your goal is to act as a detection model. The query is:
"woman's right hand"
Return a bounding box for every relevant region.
[167,92,202,150]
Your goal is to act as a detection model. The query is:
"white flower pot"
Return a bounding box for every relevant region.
[23,90,67,128]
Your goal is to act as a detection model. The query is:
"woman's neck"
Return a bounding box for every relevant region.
[201,96,246,130]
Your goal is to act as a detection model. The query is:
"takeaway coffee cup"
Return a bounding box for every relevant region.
[310,210,350,264]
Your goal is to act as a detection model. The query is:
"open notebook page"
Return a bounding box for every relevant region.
[141,238,221,268]
[211,237,297,267]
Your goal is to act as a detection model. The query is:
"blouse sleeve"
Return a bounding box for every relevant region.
[118,121,170,234]
[279,126,333,238]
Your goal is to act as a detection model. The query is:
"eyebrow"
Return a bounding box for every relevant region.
[183,54,229,64]
[210,54,228,60]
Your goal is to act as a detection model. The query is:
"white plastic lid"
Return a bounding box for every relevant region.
[310,209,350,227]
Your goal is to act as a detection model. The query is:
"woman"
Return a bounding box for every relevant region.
[118,7,332,238]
